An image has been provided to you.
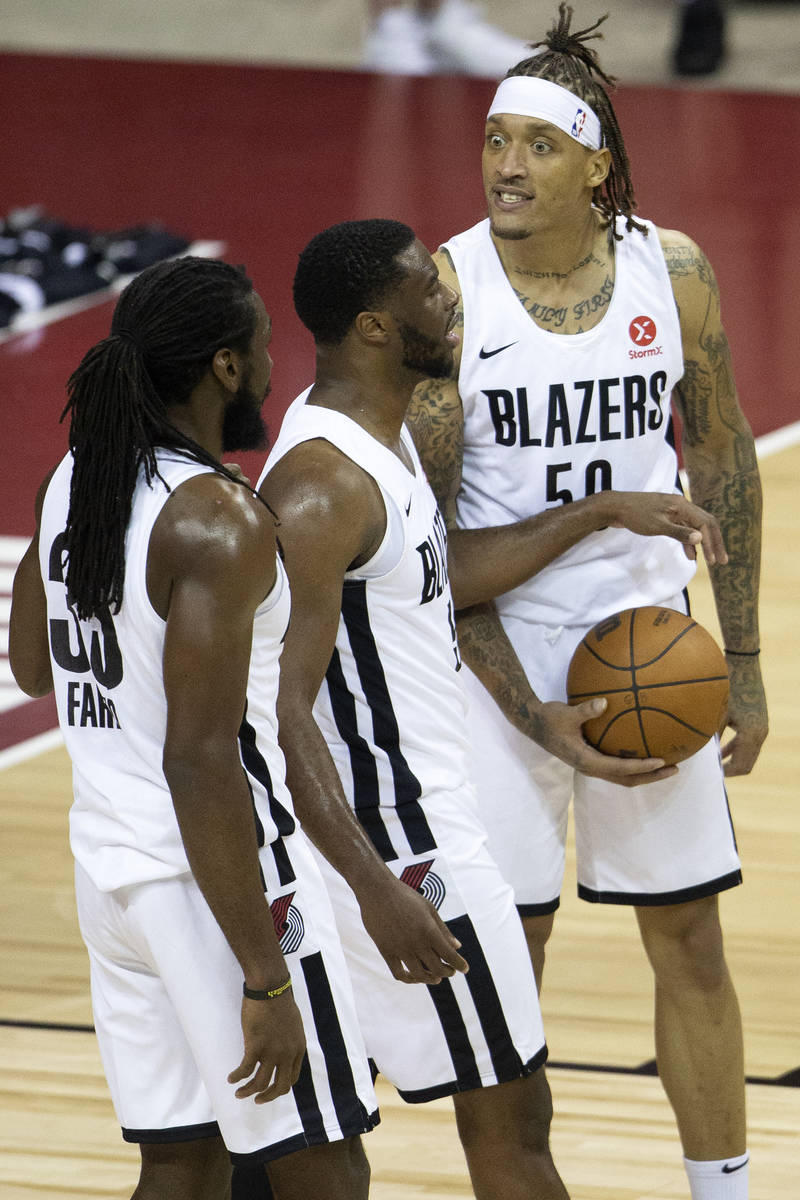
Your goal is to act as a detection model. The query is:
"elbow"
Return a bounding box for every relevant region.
[162,744,203,798]
[162,736,238,800]
[9,654,53,698]
[449,584,473,611]
[446,547,473,611]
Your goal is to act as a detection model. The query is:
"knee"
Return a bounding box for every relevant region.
[137,1136,232,1200]
[343,1137,371,1192]
[522,912,555,955]
[454,1068,555,1157]
[268,1134,370,1200]
[517,1068,556,1154]
[522,912,555,990]
[638,897,728,993]
[328,1135,371,1200]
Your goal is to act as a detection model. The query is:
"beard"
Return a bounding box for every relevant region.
[221,376,269,453]
[491,224,531,241]
[398,321,454,380]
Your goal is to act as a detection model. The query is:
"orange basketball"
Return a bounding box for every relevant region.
[566,606,729,765]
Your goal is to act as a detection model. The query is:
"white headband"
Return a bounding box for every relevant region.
[487,77,602,150]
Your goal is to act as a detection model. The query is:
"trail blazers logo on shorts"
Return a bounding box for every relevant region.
[400,860,446,910]
[270,892,305,953]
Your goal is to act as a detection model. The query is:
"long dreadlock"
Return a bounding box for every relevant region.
[62,255,259,620]
[509,3,646,238]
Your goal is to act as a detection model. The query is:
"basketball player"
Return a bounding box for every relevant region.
[8,256,386,1200]
[406,6,767,1198]
[256,218,729,1200]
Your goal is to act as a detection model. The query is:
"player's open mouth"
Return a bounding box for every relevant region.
[493,188,531,207]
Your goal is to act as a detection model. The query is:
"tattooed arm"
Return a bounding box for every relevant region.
[662,227,768,775]
[406,250,677,787]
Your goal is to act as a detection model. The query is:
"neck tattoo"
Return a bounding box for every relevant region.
[513,250,604,280]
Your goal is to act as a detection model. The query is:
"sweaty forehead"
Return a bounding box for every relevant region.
[397,238,436,280]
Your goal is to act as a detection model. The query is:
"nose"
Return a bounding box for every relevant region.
[496,142,527,179]
[443,281,459,312]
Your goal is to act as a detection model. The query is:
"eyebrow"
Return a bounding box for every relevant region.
[485,116,561,136]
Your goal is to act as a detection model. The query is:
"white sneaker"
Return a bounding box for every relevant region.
[363,8,439,75]
[426,0,533,78]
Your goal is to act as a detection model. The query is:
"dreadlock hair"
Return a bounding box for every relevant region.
[62,255,258,620]
[294,218,416,345]
[508,3,646,238]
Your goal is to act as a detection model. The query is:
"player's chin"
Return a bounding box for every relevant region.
[488,214,532,242]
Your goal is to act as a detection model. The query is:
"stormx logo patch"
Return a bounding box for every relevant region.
[628,314,662,360]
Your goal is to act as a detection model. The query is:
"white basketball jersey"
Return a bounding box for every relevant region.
[40,451,295,891]
[261,392,471,863]
[443,216,695,628]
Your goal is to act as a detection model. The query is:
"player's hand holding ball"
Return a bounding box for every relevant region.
[567,606,729,766]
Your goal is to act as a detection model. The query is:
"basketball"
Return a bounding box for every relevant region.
[566,606,729,765]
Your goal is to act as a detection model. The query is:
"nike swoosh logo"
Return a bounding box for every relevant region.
[722,1158,749,1174]
[479,341,518,359]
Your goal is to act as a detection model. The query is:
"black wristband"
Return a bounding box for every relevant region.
[724,648,760,657]
[243,977,292,1001]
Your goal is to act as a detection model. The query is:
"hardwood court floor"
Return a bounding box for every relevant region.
[1,441,797,1197]
[0,1032,798,1199]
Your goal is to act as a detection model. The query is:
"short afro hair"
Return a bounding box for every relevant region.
[293,218,416,345]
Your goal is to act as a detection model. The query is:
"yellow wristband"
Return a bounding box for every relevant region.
[243,977,293,1001]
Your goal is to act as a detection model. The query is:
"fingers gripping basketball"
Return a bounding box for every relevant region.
[566,606,729,765]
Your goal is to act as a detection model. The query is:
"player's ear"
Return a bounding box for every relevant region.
[211,346,241,394]
[586,146,611,189]
[355,309,391,346]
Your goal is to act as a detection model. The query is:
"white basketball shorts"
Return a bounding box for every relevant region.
[74,831,378,1163]
[462,593,742,912]
[313,789,547,1102]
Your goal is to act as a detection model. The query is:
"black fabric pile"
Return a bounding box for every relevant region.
[0,206,191,330]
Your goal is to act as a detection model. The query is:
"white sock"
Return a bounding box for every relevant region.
[684,1152,749,1200]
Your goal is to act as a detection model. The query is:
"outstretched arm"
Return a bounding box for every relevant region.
[260,442,468,984]
[447,488,726,610]
[663,227,767,776]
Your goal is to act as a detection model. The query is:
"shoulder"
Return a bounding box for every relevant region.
[433,246,460,290]
[260,438,385,564]
[656,226,717,288]
[154,471,277,574]
[34,465,59,520]
[656,225,721,335]
[264,437,380,516]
